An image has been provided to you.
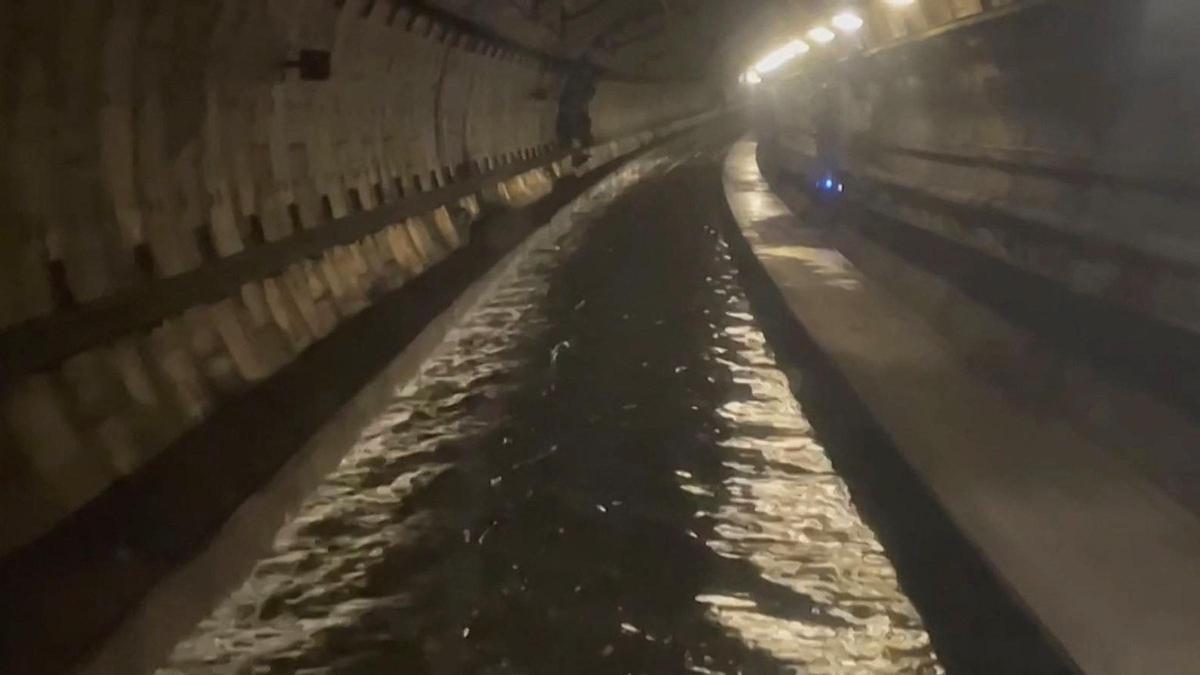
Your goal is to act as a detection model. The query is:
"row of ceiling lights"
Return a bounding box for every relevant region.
[739,0,916,84]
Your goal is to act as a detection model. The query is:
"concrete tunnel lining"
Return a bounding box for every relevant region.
[0,1,716,671]
[4,0,1200,673]
[0,0,712,557]
[65,119,720,675]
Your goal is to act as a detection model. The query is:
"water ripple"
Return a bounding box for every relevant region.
[160,156,940,675]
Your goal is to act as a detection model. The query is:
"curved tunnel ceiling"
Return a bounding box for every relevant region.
[424,0,794,79]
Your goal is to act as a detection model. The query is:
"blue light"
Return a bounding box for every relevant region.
[817,173,844,195]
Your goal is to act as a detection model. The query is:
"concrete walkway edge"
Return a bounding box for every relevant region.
[722,136,1200,675]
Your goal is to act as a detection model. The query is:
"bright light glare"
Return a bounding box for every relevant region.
[831,11,864,32]
[807,26,836,44]
[753,39,810,74]
[884,0,916,6]
[744,69,763,85]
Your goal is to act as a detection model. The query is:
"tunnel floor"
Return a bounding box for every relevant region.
[159,136,1069,675]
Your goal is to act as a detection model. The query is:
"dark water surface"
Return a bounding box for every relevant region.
[162,146,942,674]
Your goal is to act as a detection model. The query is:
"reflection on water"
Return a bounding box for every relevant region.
[161,216,570,675]
[160,155,940,674]
[699,300,937,673]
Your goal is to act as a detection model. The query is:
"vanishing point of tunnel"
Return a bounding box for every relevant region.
[2,2,1200,675]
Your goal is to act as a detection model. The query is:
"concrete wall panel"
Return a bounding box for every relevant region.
[0,0,712,558]
[759,0,1200,535]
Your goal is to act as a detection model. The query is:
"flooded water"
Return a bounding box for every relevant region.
[160,148,941,674]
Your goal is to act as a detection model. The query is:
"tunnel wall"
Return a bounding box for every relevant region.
[758,0,1200,514]
[591,80,715,143]
[0,0,713,557]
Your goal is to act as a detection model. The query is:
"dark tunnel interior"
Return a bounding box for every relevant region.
[2,1,1199,674]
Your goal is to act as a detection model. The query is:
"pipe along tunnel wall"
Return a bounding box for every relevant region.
[0,2,714,672]
[756,0,1200,526]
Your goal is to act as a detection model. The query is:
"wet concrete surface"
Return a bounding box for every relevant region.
[725,140,1079,675]
[159,137,1065,674]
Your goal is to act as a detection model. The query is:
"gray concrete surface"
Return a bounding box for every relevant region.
[723,136,1200,675]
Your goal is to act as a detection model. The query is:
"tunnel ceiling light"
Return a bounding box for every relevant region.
[831,11,864,33]
[753,39,810,74]
[884,0,916,6]
[807,26,836,45]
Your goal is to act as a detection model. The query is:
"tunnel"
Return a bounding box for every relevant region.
[1,1,1198,673]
